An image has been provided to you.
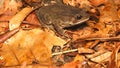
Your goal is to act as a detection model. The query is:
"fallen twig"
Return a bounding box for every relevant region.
[80,36,120,41]
[52,47,94,56]
[0,28,19,47]
[52,49,78,56]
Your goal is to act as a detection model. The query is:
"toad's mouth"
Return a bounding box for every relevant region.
[63,17,89,28]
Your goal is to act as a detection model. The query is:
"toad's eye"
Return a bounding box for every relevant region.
[76,15,82,20]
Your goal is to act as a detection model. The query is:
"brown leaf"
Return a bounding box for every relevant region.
[99,0,119,23]
[89,0,106,6]
[24,12,40,26]
[109,42,120,68]
[90,52,112,63]
[1,28,66,66]
[61,61,79,68]
[63,0,91,8]
[0,0,22,15]
[9,6,33,30]
[92,0,119,37]
[73,54,85,62]
[78,47,95,54]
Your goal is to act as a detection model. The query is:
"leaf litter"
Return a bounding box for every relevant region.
[1,0,120,68]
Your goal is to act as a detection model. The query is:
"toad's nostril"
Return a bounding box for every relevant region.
[76,15,82,20]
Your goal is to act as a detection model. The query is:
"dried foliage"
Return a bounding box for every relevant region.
[1,0,120,68]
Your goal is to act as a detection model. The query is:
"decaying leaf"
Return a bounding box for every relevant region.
[73,54,85,62]
[109,42,120,68]
[63,0,91,8]
[24,12,40,26]
[78,47,95,54]
[61,55,89,68]
[93,0,120,37]
[0,28,66,67]
[89,0,106,6]
[0,0,22,15]
[61,61,80,68]
[90,52,112,63]
[9,6,33,30]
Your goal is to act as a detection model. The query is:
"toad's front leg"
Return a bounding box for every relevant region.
[52,23,72,40]
[52,22,65,36]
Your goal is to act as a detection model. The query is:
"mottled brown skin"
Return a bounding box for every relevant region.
[36,4,89,35]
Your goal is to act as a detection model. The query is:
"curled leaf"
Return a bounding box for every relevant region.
[9,6,33,30]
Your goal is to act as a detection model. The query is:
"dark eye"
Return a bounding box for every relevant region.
[76,15,82,20]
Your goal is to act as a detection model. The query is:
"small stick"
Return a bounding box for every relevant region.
[52,49,78,56]
[81,37,120,41]
[0,28,19,47]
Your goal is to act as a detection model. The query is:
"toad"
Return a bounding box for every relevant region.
[36,0,90,37]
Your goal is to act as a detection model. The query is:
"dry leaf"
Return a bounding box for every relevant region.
[0,0,22,15]
[78,47,95,54]
[73,54,85,62]
[89,0,106,6]
[1,28,66,66]
[99,0,119,23]
[90,52,112,63]
[61,61,79,68]
[9,6,33,30]
[1,0,120,68]
[109,43,120,68]
[8,0,22,13]
[0,0,9,15]
[63,0,91,8]
[24,12,40,26]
